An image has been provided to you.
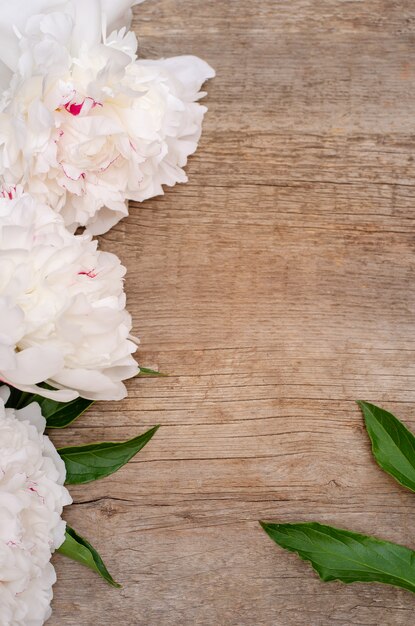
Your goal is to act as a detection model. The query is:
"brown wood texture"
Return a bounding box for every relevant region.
[49,1,415,624]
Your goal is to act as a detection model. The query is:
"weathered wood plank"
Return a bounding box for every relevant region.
[49,1,415,624]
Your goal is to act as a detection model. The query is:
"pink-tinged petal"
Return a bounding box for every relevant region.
[64,101,84,116]
[60,162,84,181]
[0,186,17,199]
[63,96,102,116]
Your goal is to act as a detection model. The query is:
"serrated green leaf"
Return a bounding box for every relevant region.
[59,425,159,484]
[138,367,167,377]
[358,401,415,493]
[260,521,415,594]
[57,526,120,588]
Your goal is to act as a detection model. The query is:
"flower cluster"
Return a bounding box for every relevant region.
[0,0,213,622]
[0,387,71,625]
[0,1,214,234]
[0,191,138,402]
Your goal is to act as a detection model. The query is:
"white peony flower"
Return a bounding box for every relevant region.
[0,386,72,626]
[0,191,139,402]
[0,2,214,234]
[0,0,145,89]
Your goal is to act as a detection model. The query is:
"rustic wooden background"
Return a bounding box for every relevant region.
[49,1,415,624]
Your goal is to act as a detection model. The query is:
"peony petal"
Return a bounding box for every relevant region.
[1,346,64,385]
[0,299,25,345]
[157,55,216,95]
[0,385,10,404]
[16,401,46,432]
[102,0,146,31]
[70,0,102,51]
[11,382,79,402]
[0,0,67,70]
[0,192,138,401]
[0,393,71,621]
[52,367,128,400]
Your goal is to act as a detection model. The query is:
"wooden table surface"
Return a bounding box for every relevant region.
[49,1,415,624]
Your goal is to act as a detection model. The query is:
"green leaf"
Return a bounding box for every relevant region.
[4,384,93,428]
[357,401,415,493]
[59,425,160,484]
[57,525,120,588]
[260,521,415,594]
[41,396,94,429]
[6,383,56,410]
[138,367,167,377]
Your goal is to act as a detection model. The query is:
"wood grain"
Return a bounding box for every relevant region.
[49,1,415,624]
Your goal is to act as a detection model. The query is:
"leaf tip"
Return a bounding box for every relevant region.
[356,400,372,419]
[259,521,274,535]
[148,424,161,437]
[110,580,123,589]
[138,367,169,378]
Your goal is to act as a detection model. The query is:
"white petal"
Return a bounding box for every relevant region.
[158,55,216,94]
[12,382,79,402]
[103,0,146,30]
[2,346,64,385]
[0,395,70,622]
[16,401,46,432]
[70,0,102,52]
[0,192,137,400]
[0,385,10,404]
[0,0,67,70]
